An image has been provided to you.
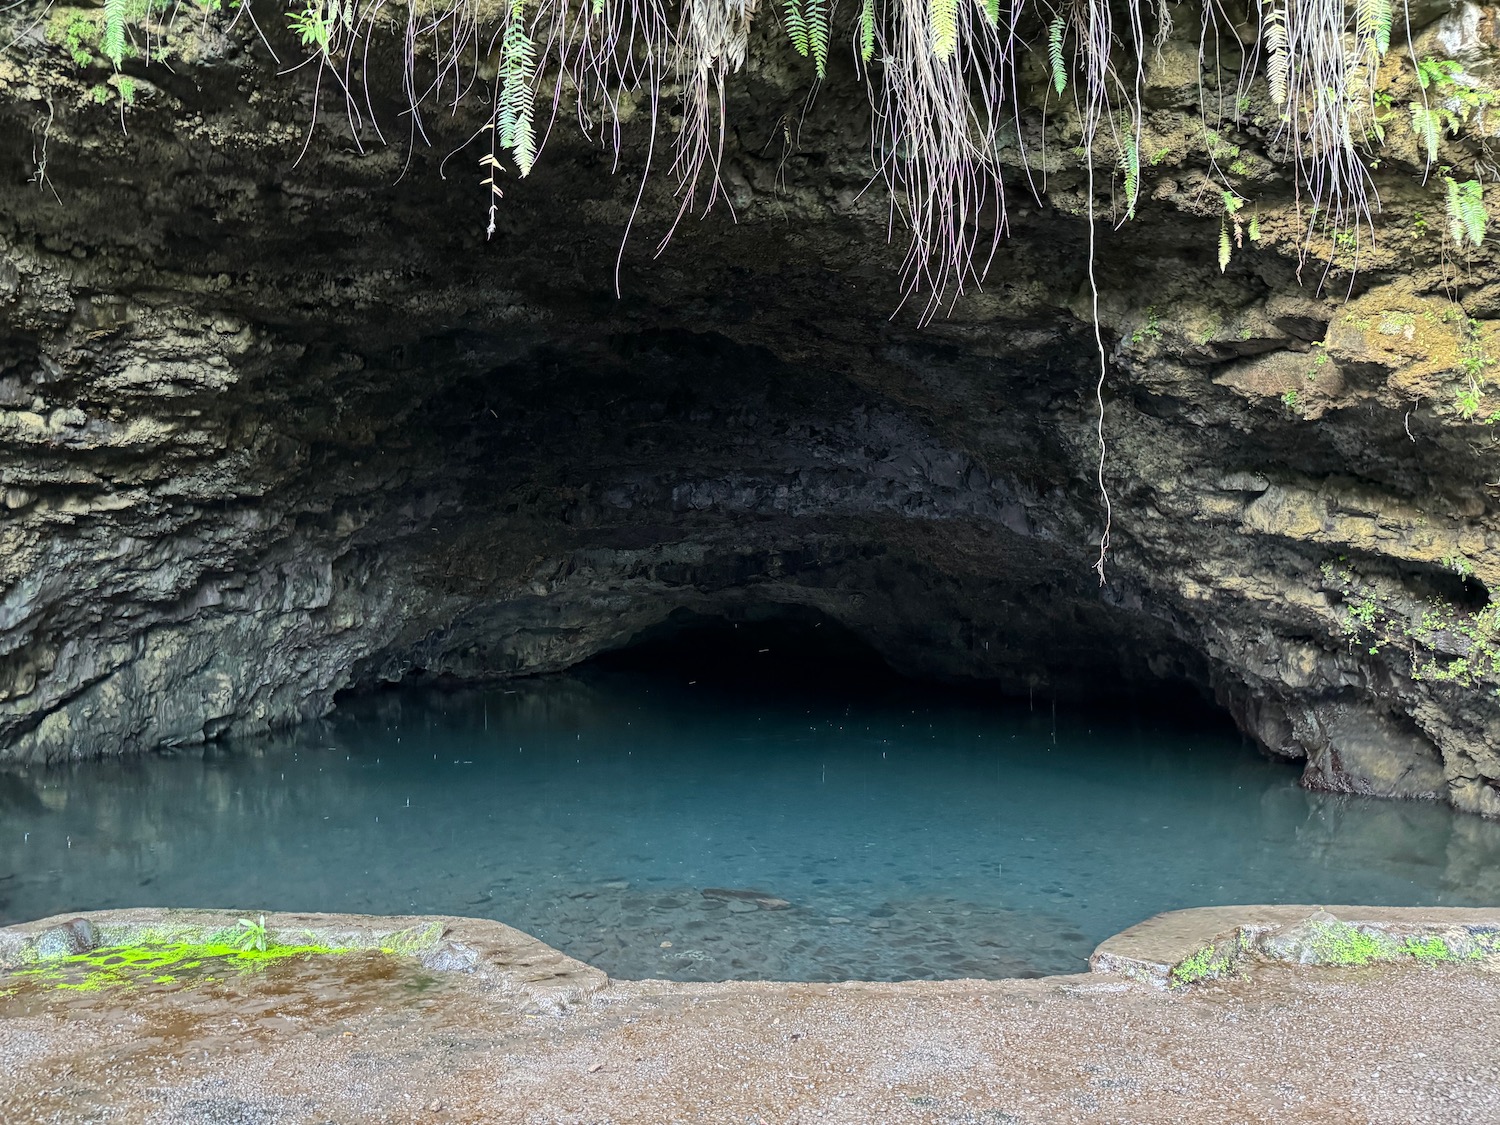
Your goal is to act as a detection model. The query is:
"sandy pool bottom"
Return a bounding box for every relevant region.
[2,950,1497,1124]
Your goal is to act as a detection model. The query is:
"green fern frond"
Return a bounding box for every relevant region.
[1119,129,1139,220]
[859,0,876,63]
[1410,104,1440,165]
[498,0,537,176]
[784,0,810,57]
[1356,0,1392,57]
[980,0,999,28]
[1446,176,1488,247]
[930,0,958,60]
[806,0,829,76]
[101,0,128,68]
[1263,3,1289,105]
[1464,189,1488,246]
[1048,15,1066,95]
[1219,219,1232,272]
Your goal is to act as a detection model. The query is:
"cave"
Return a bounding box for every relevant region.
[1,5,1498,824]
[7,1,1500,1115]
[0,0,1498,845]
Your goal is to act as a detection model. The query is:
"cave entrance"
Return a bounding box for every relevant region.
[587,605,898,692]
[584,601,1235,730]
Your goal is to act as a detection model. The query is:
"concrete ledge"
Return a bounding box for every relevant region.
[1090,904,1500,986]
[7,904,1500,1000]
[0,908,608,1012]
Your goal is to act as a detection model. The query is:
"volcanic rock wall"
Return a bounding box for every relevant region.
[1,5,1497,813]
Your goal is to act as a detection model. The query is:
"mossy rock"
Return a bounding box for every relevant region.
[1325,280,1498,413]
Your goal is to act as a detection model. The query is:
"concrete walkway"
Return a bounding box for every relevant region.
[3,908,1497,1124]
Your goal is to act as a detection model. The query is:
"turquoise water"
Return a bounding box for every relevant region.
[3,667,1500,981]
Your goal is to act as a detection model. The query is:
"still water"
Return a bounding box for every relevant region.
[4,667,1499,981]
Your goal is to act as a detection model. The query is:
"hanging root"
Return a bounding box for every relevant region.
[121,0,1419,576]
[243,0,1404,308]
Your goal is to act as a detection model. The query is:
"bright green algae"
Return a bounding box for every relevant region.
[6,940,348,994]
[0,919,446,997]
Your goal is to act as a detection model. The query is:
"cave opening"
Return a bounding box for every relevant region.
[586,606,901,690]
[576,601,1240,734]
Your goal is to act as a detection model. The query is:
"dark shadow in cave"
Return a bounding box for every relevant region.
[587,605,901,692]
[584,604,1242,737]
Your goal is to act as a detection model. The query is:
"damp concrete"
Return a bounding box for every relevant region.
[2,907,1498,1124]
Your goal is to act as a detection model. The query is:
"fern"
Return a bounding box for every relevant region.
[980,0,999,28]
[1263,3,1289,106]
[288,3,333,55]
[784,0,810,57]
[930,0,958,60]
[1417,57,1463,91]
[1219,219,1232,272]
[1119,129,1139,220]
[498,0,537,177]
[101,0,128,68]
[806,0,829,76]
[1410,104,1440,165]
[1047,15,1066,95]
[1356,0,1392,57]
[1446,176,1488,247]
[859,0,876,63]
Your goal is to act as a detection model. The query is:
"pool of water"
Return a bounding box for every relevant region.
[4,668,1500,982]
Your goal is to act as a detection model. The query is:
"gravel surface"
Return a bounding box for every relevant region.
[3,953,1497,1124]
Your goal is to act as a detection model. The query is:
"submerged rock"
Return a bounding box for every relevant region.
[702,889,793,911]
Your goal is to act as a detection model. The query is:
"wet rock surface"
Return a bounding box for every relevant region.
[0,9,1497,813]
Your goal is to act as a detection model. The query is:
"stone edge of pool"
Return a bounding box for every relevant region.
[4,904,1499,997]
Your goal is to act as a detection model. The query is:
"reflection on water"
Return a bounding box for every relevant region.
[3,669,1499,981]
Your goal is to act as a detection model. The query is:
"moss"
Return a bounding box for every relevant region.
[1170,943,1234,986]
[43,0,178,70]
[1305,921,1393,966]
[1399,936,1471,965]
[377,921,446,955]
[7,939,349,995]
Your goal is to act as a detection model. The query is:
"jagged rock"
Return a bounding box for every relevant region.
[33,917,99,958]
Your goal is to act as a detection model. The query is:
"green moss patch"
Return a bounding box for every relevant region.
[1168,920,1500,987]
[1169,944,1235,986]
[7,939,348,994]
[1301,921,1394,966]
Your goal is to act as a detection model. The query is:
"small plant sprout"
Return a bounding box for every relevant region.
[236,915,269,953]
[1443,555,1476,579]
[1130,307,1162,345]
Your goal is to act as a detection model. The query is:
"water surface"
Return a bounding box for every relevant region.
[4,668,1499,981]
